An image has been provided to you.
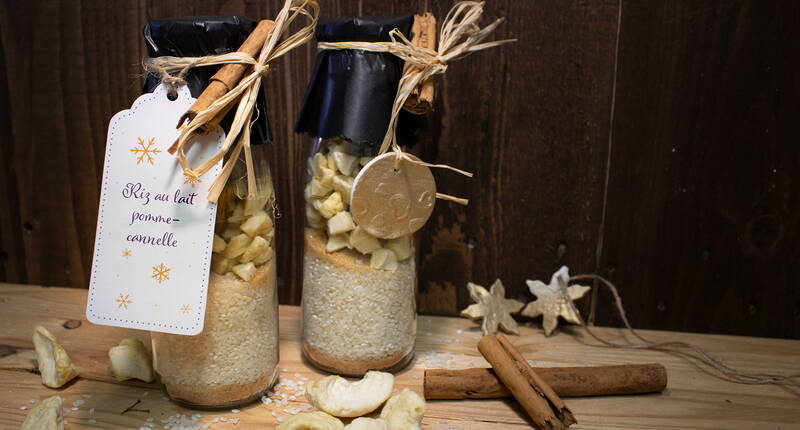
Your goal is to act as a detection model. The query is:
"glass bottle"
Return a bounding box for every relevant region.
[300,136,417,376]
[295,15,420,376]
[151,145,279,408]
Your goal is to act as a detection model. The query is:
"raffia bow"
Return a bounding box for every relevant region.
[144,0,320,202]
[317,1,516,205]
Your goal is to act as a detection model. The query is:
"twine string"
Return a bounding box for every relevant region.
[143,0,320,202]
[318,1,516,206]
[560,273,800,389]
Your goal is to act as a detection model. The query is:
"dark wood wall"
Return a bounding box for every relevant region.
[1,1,798,339]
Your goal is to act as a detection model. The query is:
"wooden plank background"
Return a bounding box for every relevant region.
[0,0,797,339]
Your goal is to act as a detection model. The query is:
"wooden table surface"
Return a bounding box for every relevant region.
[0,284,798,429]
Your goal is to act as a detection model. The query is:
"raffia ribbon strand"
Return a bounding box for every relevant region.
[318,1,516,206]
[561,274,800,389]
[144,0,320,202]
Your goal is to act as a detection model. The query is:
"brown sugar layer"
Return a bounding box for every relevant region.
[302,228,416,376]
[152,261,278,407]
[163,366,278,408]
[302,340,414,377]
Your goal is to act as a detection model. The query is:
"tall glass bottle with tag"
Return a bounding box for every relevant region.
[295,15,420,376]
[142,16,279,408]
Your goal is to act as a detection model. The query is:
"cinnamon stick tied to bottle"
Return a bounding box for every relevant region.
[402,13,436,114]
[146,0,320,203]
[178,19,276,133]
[478,334,576,429]
[424,363,668,400]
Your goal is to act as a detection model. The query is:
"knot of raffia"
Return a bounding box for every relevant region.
[317,1,516,205]
[144,52,260,95]
[142,0,320,202]
[254,63,271,76]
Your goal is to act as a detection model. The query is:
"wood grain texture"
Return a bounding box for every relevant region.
[416,0,619,316]
[1,285,799,429]
[0,1,798,338]
[593,0,800,338]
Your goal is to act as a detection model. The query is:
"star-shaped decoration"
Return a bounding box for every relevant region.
[460,279,525,335]
[115,293,133,310]
[521,266,590,336]
[180,304,191,314]
[121,248,131,259]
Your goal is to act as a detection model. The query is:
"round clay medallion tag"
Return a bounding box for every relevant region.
[350,152,436,239]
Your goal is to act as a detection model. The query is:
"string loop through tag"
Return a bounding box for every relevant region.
[143,0,320,202]
[561,273,800,389]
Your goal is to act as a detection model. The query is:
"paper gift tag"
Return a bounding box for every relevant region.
[87,85,223,335]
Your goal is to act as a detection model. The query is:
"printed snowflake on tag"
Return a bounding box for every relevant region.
[130,137,161,165]
[121,249,131,259]
[151,263,171,283]
[180,304,191,314]
[115,294,133,309]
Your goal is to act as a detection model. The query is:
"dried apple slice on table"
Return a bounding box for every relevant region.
[20,396,64,430]
[109,338,154,382]
[277,411,344,430]
[305,371,394,418]
[32,326,78,388]
[380,389,427,430]
[344,418,388,430]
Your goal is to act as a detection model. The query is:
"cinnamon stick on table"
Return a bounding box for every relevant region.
[424,363,668,400]
[169,19,275,153]
[478,334,576,429]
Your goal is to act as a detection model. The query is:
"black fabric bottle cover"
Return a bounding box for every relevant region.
[295,15,422,149]
[142,16,272,144]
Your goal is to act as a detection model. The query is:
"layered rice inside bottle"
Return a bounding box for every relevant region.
[301,139,417,376]
[151,262,277,406]
[152,185,279,408]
